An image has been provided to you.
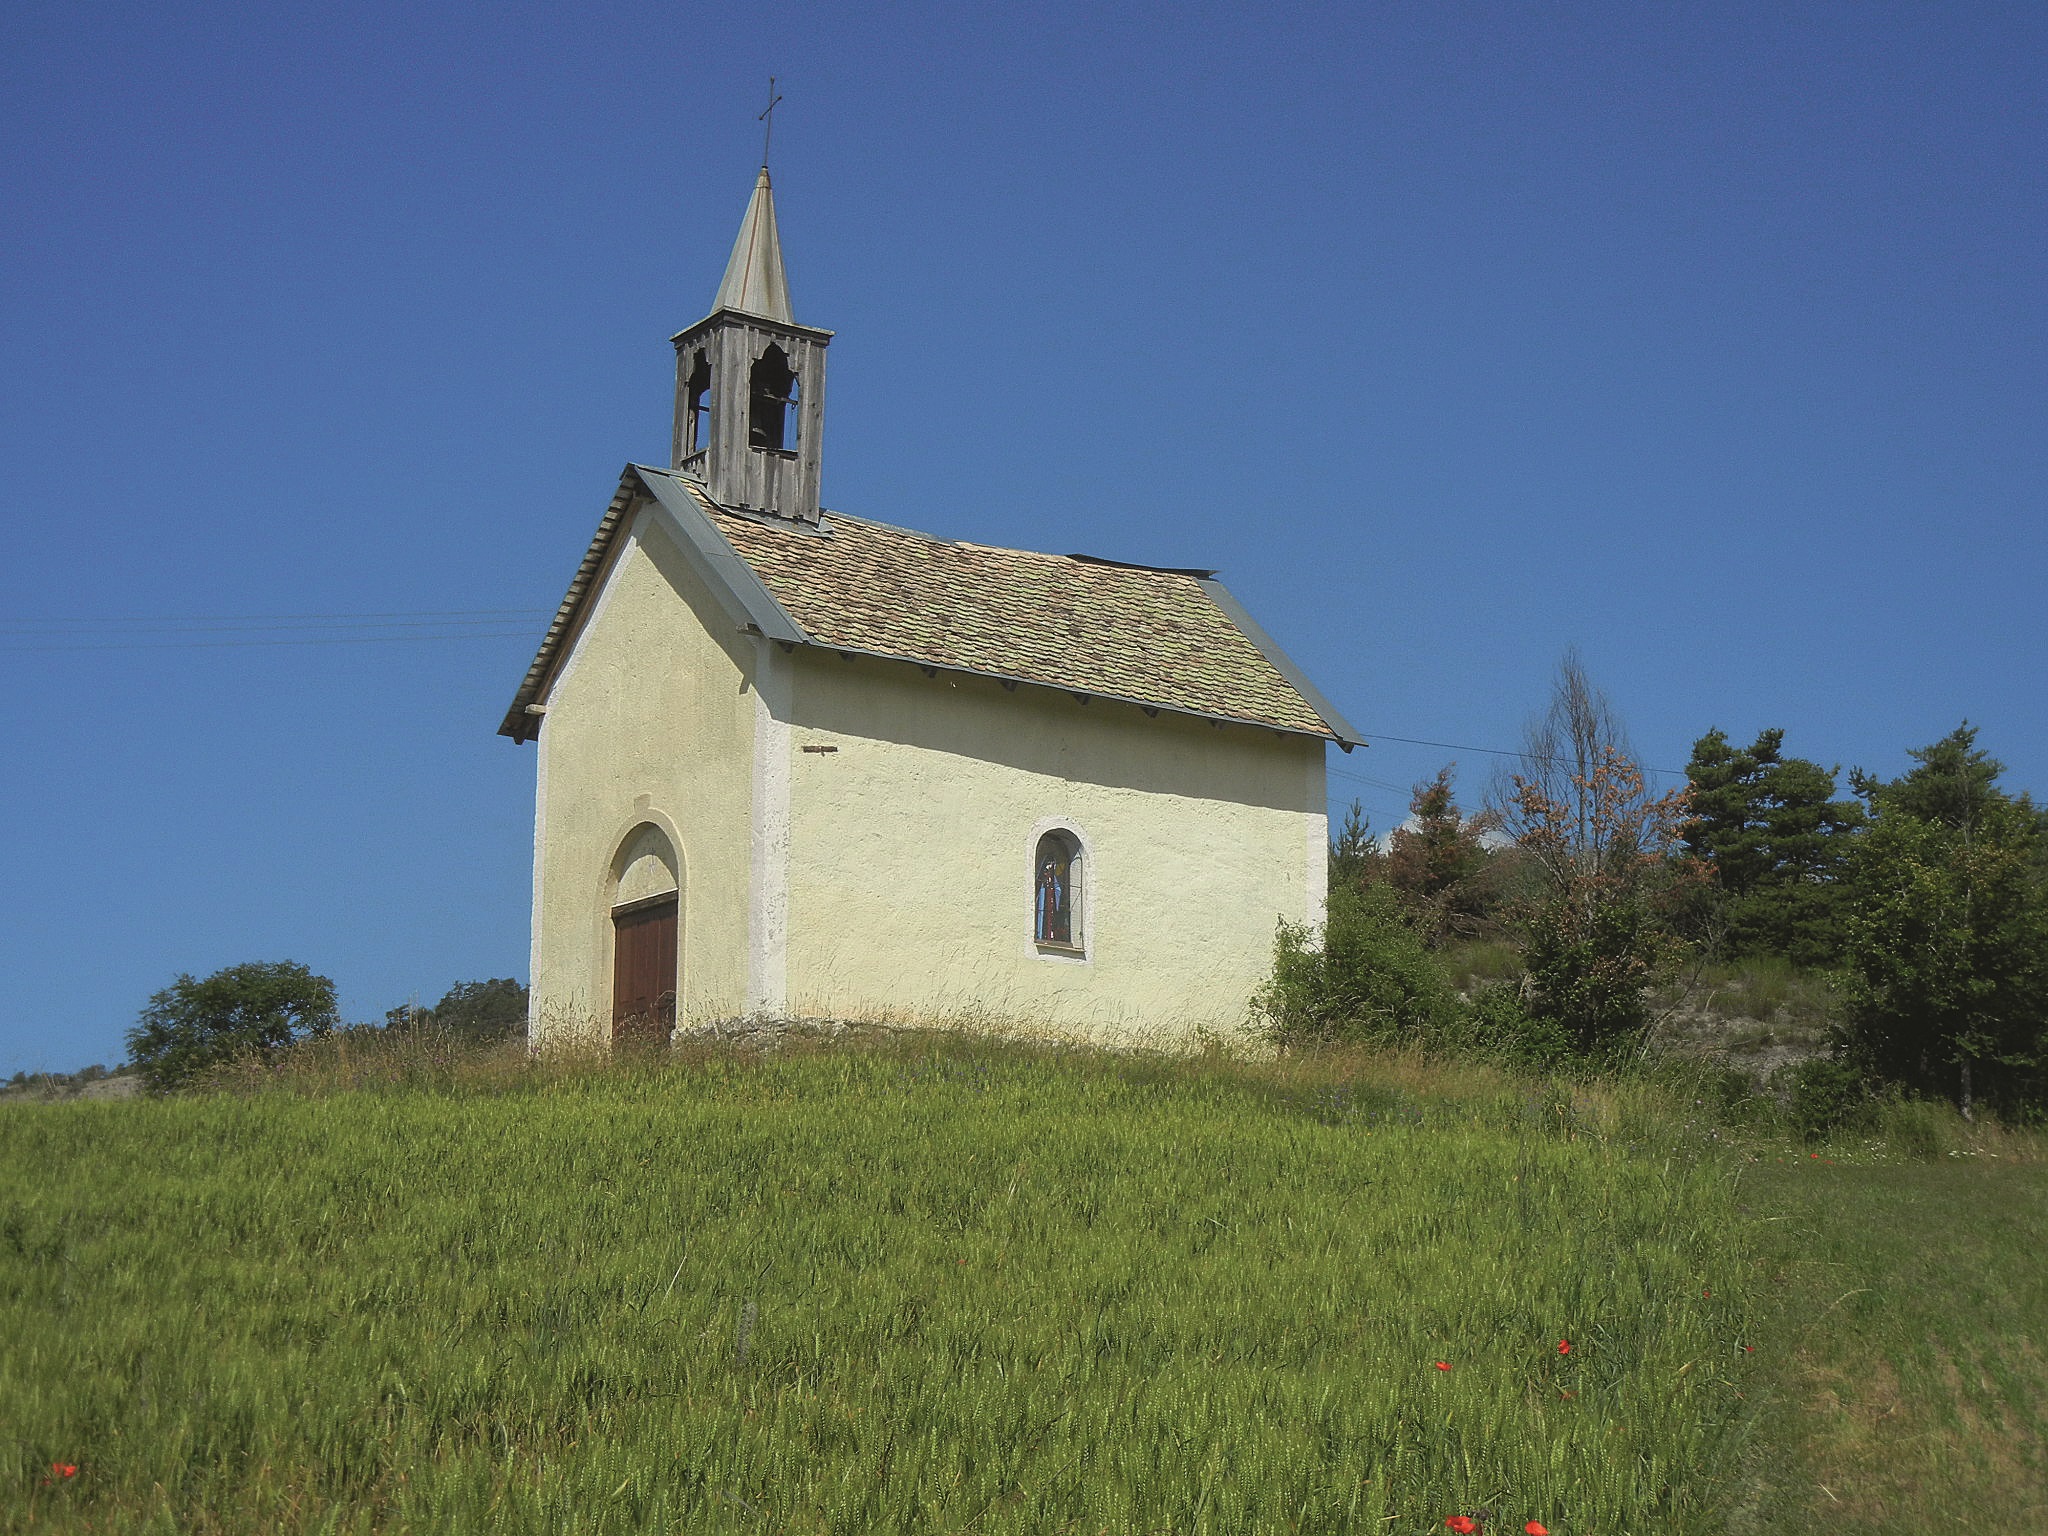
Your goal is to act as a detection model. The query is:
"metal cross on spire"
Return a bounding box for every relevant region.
[758,76,784,170]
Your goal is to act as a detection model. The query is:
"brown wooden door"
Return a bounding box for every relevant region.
[611,895,678,1047]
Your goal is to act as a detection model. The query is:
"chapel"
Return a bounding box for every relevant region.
[502,168,1360,1047]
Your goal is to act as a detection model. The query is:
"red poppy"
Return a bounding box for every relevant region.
[1435,1360,1451,1372]
[1526,1524,1549,1535]
[1703,1288,1712,1298]
[52,1464,77,1479]
[1556,1338,1571,1355]
[1445,1518,1478,1534]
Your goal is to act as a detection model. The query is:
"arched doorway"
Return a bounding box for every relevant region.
[610,824,679,1047]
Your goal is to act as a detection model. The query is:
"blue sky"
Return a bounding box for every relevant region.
[4,1,2044,1074]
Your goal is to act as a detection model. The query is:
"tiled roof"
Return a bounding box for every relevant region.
[690,487,1340,740]
[501,466,1355,745]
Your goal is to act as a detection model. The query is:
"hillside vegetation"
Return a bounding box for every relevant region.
[1304,660,2048,1138]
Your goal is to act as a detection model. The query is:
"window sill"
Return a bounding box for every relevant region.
[1034,940,1087,958]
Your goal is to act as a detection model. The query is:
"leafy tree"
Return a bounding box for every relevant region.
[126,961,339,1093]
[1497,652,1695,1058]
[1840,726,2048,1117]
[1683,727,1863,964]
[384,978,529,1041]
[1385,764,1501,946]
[1499,651,1691,888]
[431,978,528,1039]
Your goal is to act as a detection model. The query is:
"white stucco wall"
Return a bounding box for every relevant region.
[779,651,1328,1042]
[527,504,759,1045]
[526,505,1331,1048]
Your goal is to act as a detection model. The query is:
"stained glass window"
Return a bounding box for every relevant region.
[1035,831,1079,947]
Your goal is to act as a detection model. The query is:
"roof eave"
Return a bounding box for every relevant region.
[1195,577,1364,749]
[670,309,835,347]
[497,464,810,743]
[497,472,642,743]
[790,640,1340,744]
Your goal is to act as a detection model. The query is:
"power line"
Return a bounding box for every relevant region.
[5,630,544,653]
[1325,764,1413,795]
[0,608,550,632]
[0,606,554,652]
[1335,732,1689,785]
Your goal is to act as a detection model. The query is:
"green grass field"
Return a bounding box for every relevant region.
[1,1036,1766,1534]
[2,1033,2038,1534]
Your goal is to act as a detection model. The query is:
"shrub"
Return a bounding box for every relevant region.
[1258,881,1462,1048]
[1459,984,1574,1069]
[1441,938,1523,991]
[1520,889,1675,1061]
[1779,1054,1877,1142]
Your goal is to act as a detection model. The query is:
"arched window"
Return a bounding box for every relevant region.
[1033,830,1082,949]
[683,352,712,457]
[748,346,797,452]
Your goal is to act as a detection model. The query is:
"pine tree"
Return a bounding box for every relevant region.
[1683,727,1862,965]
[1851,721,2003,829]
[1328,799,1383,896]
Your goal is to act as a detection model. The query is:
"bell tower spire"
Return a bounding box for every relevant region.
[671,161,831,524]
[711,169,793,323]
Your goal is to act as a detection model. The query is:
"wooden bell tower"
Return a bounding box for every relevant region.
[671,169,832,525]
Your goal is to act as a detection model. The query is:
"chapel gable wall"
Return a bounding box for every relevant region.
[528,505,759,1045]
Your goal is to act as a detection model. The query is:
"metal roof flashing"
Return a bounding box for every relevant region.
[1068,552,1220,580]
[628,468,806,644]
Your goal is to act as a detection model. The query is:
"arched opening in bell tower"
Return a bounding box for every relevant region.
[683,351,712,457]
[748,346,798,452]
